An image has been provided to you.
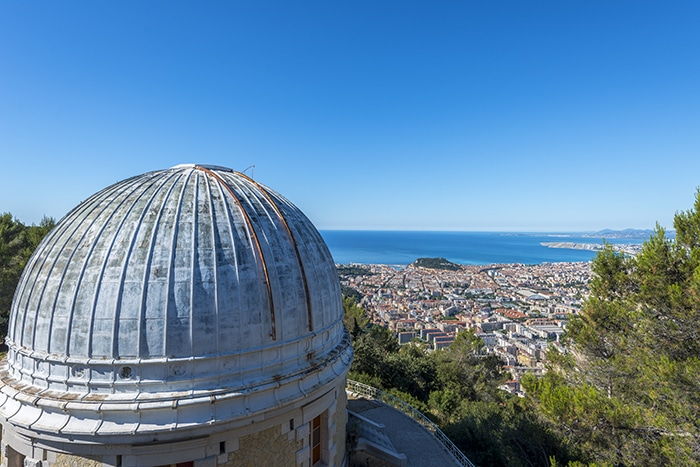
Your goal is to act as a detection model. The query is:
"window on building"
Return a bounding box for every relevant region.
[6,446,25,467]
[310,414,322,466]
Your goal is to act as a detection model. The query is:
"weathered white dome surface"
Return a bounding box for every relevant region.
[0,164,352,440]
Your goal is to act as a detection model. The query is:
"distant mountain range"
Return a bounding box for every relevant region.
[589,229,660,239]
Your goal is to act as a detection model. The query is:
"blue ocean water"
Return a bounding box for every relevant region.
[319,230,648,266]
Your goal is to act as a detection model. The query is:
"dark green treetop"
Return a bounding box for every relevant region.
[0,213,55,343]
[412,257,461,271]
[523,190,700,466]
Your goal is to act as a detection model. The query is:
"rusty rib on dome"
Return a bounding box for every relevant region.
[234,171,315,332]
[195,165,277,340]
[3,163,351,398]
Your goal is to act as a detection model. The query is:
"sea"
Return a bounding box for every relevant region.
[319,230,650,266]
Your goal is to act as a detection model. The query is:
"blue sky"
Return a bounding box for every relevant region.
[1,1,698,232]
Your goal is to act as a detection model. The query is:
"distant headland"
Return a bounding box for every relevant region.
[582,228,656,239]
[541,242,604,251]
[541,229,651,255]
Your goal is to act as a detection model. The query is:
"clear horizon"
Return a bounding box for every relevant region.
[1,1,698,232]
[318,228,661,233]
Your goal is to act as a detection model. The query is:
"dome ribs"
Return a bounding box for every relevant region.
[209,177,244,357]
[85,175,161,359]
[10,190,101,353]
[188,174,199,359]
[2,164,350,402]
[199,172,220,356]
[188,172,219,358]
[111,171,177,359]
[61,175,152,357]
[163,169,194,357]
[195,166,277,341]
[235,172,314,333]
[135,171,182,359]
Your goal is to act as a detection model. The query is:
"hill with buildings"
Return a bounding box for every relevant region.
[412,257,461,270]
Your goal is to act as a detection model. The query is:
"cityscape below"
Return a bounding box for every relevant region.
[339,258,593,397]
[333,229,651,399]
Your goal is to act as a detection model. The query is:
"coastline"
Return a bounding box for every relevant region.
[321,231,647,266]
[541,241,643,256]
[540,242,603,251]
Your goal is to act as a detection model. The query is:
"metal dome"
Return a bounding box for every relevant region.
[0,164,352,438]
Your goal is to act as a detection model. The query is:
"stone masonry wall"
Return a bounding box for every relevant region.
[222,425,301,467]
[332,391,348,467]
[52,453,102,467]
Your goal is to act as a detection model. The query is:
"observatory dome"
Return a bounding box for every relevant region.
[0,164,352,447]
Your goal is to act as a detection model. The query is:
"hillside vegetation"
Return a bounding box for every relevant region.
[3,189,700,465]
[0,213,55,344]
[523,191,700,465]
[412,257,461,270]
[345,190,700,466]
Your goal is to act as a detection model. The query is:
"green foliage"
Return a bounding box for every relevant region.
[444,397,574,467]
[350,328,390,377]
[412,257,461,270]
[384,387,431,416]
[337,265,375,277]
[346,322,569,465]
[342,295,369,338]
[343,195,700,464]
[0,213,55,343]
[588,243,636,301]
[341,285,363,304]
[525,191,700,466]
[347,370,382,389]
[423,330,508,419]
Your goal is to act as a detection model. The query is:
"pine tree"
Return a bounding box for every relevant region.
[0,213,55,343]
[523,191,700,466]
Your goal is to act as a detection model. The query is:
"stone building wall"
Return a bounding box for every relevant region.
[52,454,102,467]
[0,382,349,467]
[223,425,302,467]
[332,390,348,467]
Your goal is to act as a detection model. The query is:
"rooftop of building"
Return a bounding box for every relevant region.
[1,164,353,442]
[346,380,472,467]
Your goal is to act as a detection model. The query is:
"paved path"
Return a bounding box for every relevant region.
[347,397,459,467]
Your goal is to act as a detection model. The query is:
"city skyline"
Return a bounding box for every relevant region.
[1,1,699,232]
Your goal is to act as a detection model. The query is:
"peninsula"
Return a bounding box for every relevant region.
[541,242,603,251]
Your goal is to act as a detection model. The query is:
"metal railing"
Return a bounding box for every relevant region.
[346,379,477,467]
